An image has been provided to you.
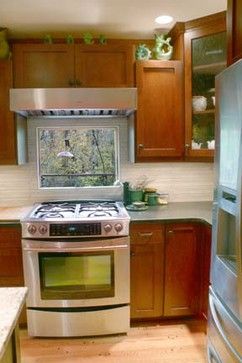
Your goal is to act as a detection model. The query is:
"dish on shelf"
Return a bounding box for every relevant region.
[126,205,148,212]
[192,96,207,112]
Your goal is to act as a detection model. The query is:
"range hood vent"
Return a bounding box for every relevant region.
[10,88,137,118]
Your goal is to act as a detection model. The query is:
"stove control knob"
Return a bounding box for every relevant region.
[114,223,123,233]
[104,224,112,233]
[38,224,48,235]
[27,224,37,235]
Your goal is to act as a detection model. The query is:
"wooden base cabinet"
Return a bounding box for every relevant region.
[130,223,164,319]
[0,225,23,287]
[164,223,200,317]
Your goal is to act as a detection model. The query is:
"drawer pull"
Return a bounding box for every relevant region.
[138,232,153,237]
[130,251,135,257]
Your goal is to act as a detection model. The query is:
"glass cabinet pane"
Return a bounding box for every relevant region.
[191,32,226,150]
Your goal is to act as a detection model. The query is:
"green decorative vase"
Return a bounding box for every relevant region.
[0,28,10,59]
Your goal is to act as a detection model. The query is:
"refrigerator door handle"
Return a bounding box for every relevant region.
[209,294,241,361]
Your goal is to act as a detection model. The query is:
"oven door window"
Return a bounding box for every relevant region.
[39,252,114,299]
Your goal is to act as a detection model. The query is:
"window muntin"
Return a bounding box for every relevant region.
[37,126,119,188]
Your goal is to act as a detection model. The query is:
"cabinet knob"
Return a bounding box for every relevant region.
[185,143,190,149]
[75,79,82,87]
[69,79,75,87]
[130,251,135,257]
[138,144,144,149]
[167,230,174,235]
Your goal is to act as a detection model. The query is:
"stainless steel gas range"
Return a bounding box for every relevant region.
[21,200,130,337]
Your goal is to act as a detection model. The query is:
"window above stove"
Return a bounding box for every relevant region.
[37,126,119,188]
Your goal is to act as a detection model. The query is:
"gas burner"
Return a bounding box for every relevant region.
[79,202,119,218]
[40,212,64,219]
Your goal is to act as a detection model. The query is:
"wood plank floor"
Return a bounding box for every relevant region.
[20,319,207,363]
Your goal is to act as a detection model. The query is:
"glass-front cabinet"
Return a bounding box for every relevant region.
[184,17,226,159]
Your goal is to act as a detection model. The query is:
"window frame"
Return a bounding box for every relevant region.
[36,125,120,190]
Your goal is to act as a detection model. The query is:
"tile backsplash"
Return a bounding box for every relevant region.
[0,117,214,207]
[0,162,214,207]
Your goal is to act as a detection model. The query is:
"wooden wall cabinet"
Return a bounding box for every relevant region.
[164,223,200,317]
[184,13,226,161]
[135,60,184,161]
[130,222,164,319]
[12,42,134,88]
[227,0,242,65]
[0,224,23,287]
[0,60,17,164]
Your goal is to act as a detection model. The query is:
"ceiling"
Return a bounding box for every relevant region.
[1,0,227,39]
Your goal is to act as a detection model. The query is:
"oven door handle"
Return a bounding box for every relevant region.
[24,244,129,253]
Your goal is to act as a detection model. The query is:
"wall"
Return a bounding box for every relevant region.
[0,117,214,207]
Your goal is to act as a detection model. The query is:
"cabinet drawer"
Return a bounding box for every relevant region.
[130,223,164,244]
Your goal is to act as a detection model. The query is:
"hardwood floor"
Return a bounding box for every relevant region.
[20,319,207,363]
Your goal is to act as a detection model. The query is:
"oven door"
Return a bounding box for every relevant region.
[22,237,129,308]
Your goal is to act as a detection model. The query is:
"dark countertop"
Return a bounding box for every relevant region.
[127,201,212,225]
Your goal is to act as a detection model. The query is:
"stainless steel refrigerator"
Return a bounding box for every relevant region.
[207,59,242,362]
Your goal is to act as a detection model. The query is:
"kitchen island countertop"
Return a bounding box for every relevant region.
[0,206,33,224]
[127,201,212,225]
[0,287,28,360]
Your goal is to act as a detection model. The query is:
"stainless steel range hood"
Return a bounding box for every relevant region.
[10,88,137,117]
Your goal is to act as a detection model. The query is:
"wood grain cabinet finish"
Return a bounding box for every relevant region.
[227,0,242,65]
[164,223,200,317]
[130,223,165,319]
[199,224,212,319]
[135,60,184,161]
[0,225,23,287]
[12,42,134,88]
[0,60,17,164]
[184,13,226,161]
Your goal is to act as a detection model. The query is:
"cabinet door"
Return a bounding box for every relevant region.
[74,43,134,87]
[184,14,226,160]
[199,224,212,319]
[164,223,200,316]
[136,60,184,161]
[0,60,17,164]
[130,223,164,319]
[13,44,75,87]
[0,225,23,286]
[227,0,242,65]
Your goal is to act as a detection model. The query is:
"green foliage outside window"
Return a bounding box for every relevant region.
[38,127,118,188]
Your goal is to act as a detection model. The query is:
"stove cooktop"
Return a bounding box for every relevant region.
[21,200,130,238]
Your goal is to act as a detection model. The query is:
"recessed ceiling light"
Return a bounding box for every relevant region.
[155,15,173,25]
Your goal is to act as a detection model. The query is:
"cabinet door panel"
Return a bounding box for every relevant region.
[136,60,184,160]
[0,225,23,286]
[0,60,16,164]
[130,243,163,319]
[184,13,226,160]
[75,44,133,87]
[13,44,75,87]
[130,222,164,319]
[164,223,199,316]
